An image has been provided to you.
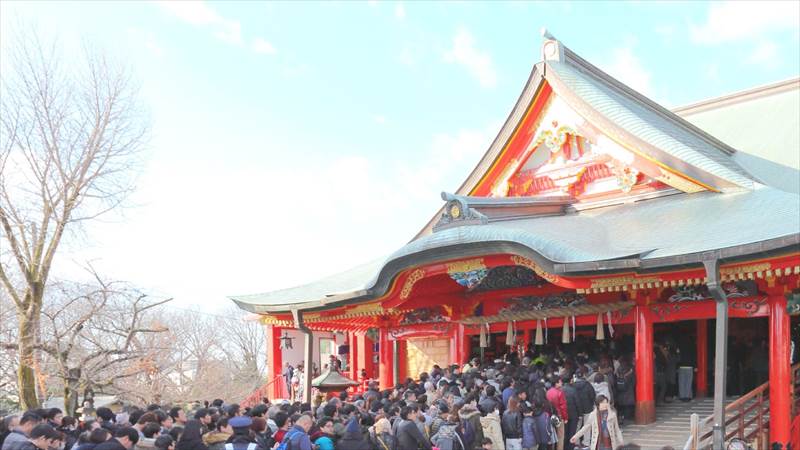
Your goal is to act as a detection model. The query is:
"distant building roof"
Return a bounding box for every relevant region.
[674,78,800,194]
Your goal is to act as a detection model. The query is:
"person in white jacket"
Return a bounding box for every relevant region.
[591,374,613,405]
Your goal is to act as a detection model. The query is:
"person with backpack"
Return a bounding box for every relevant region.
[500,397,523,450]
[310,418,334,450]
[368,418,394,450]
[457,402,483,450]
[520,402,551,450]
[275,415,312,450]
[430,414,464,450]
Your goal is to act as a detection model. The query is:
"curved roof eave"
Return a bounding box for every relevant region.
[232,233,799,315]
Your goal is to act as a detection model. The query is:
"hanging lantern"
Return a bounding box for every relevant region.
[534,319,544,346]
[280,332,294,350]
[480,323,488,348]
[506,321,514,346]
[562,317,570,343]
[596,313,605,340]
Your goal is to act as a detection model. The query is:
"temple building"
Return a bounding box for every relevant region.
[231,34,800,447]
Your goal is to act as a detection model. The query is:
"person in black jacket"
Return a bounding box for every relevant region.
[17,424,61,450]
[175,422,208,450]
[500,397,522,450]
[94,427,138,450]
[335,417,369,450]
[395,407,431,450]
[560,375,580,450]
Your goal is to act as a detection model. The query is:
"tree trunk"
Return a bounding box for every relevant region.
[64,368,81,416]
[17,311,40,409]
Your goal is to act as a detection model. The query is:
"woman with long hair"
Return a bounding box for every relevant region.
[569,395,623,450]
[175,421,208,450]
[502,396,524,450]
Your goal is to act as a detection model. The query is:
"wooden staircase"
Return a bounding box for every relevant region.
[620,397,729,449]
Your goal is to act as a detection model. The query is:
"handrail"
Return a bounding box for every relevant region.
[691,362,800,449]
[695,382,771,448]
[241,374,285,408]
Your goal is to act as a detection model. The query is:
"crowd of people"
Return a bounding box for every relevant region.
[0,344,640,450]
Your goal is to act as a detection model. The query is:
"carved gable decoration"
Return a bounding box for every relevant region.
[447,258,489,289]
[658,280,760,303]
[399,306,448,325]
[500,292,587,314]
[506,112,654,198]
[486,94,689,199]
[471,265,545,292]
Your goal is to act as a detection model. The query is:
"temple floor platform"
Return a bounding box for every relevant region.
[619,396,741,449]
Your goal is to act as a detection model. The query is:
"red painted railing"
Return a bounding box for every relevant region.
[241,375,286,408]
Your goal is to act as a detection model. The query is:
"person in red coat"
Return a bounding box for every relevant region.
[546,375,568,450]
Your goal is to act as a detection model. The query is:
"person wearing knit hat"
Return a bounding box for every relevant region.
[334,417,369,450]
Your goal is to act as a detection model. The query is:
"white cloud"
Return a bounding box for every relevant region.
[690,1,800,44]
[602,45,653,97]
[443,28,497,88]
[157,0,243,45]
[252,37,277,55]
[746,40,779,67]
[374,115,387,124]
[394,3,406,20]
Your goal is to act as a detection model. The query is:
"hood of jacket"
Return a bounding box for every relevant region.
[458,405,480,421]
[203,432,231,445]
[479,411,500,425]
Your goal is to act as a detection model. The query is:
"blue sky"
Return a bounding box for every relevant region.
[2,1,798,311]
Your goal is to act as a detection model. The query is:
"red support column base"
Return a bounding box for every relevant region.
[635,400,656,425]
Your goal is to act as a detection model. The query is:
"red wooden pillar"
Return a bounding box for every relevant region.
[696,319,708,398]
[356,334,375,380]
[451,323,470,365]
[461,326,471,363]
[397,340,408,382]
[265,325,284,400]
[378,328,394,390]
[348,332,359,381]
[634,306,656,424]
[769,294,791,447]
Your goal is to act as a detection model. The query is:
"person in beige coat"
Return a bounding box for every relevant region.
[569,396,623,450]
[479,408,504,450]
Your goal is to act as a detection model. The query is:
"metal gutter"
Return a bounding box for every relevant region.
[291,309,313,402]
[702,259,727,450]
